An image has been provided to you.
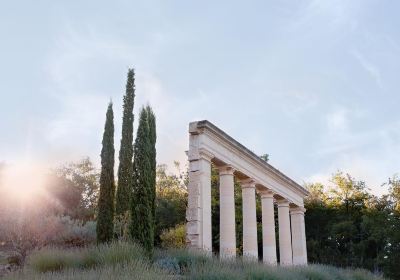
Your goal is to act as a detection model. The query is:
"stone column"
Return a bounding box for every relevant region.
[218,165,236,258]
[260,190,277,265]
[277,199,292,265]
[240,179,258,259]
[186,147,213,253]
[290,206,307,265]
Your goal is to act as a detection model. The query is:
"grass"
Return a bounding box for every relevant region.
[3,242,387,280]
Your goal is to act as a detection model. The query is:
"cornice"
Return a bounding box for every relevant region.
[191,120,309,197]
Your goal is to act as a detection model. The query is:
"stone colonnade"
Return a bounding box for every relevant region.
[186,120,309,266]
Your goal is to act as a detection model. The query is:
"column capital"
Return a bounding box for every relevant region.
[217,165,235,176]
[239,178,256,189]
[259,189,274,199]
[276,199,290,208]
[290,206,306,215]
[199,148,214,162]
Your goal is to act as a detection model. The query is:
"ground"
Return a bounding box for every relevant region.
[1,242,387,280]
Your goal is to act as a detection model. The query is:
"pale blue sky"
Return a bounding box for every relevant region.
[1,1,399,195]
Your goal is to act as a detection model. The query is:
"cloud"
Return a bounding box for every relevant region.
[293,0,359,32]
[278,91,319,119]
[351,49,383,88]
[326,107,349,133]
[307,108,400,195]
[40,23,192,171]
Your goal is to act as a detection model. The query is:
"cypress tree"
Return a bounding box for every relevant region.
[146,106,157,227]
[116,69,136,215]
[97,102,115,243]
[130,107,153,254]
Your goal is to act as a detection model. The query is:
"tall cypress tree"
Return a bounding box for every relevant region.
[97,102,115,243]
[130,107,153,254]
[146,106,157,228]
[116,69,136,215]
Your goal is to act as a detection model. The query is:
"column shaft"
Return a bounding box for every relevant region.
[219,166,236,258]
[186,149,213,253]
[278,200,292,265]
[241,179,258,259]
[200,157,212,252]
[290,207,307,265]
[261,191,277,265]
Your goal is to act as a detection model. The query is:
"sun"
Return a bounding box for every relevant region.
[0,163,47,203]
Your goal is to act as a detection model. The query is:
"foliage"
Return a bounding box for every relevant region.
[387,174,400,212]
[54,216,96,247]
[130,107,153,254]
[116,68,136,216]
[0,210,64,265]
[146,105,157,233]
[27,242,145,273]
[260,154,269,162]
[113,211,131,241]
[96,102,115,243]
[160,224,186,249]
[305,171,400,278]
[46,158,100,221]
[155,163,187,246]
[4,242,385,280]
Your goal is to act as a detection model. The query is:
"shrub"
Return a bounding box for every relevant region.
[5,243,387,280]
[160,224,186,249]
[28,248,81,272]
[28,242,145,273]
[55,216,96,247]
[0,211,65,265]
[153,257,181,274]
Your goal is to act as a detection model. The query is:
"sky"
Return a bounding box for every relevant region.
[1,0,399,196]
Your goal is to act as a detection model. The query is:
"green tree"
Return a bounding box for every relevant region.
[130,107,153,254]
[146,105,157,227]
[329,172,369,214]
[155,163,187,246]
[260,154,269,162]
[96,102,115,243]
[388,174,400,212]
[47,158,99,221]
[116,69,136,216]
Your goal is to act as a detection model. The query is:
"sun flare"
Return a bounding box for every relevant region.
[1,163,47,203]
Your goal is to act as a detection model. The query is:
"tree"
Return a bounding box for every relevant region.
[329,172,369,214]
[146,105,157,227]
[388,174,400,212]
[130,107,153,254]
[155,163,187,245]
[96,102,115,243]
[116,69,136,216]
[46,158,99,221]
[260,154,269,162]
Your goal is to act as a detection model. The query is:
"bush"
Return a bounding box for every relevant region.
[28,242,145,273]
[160,224,186,249]
[28,248,81,272]
[4,243,386,280]
[0,211,96,267]
[153,257,181,274]
[55,216,96,247]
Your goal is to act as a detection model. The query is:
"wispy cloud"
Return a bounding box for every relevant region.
[351,49,383,88]
[307,107,400,195]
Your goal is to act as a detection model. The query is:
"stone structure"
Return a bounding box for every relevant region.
[186,120,309,265]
